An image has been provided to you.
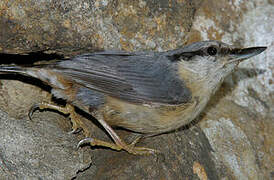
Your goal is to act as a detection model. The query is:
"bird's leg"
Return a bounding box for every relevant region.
[29,102,158,155]
[28,102,91,136]
[78,115,159,155]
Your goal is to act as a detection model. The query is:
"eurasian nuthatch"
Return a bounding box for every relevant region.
[0,40,266,155]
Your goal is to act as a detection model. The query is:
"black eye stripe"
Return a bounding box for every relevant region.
[207,46,217,56]
[167,46,219,62]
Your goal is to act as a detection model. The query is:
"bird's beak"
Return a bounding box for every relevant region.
[228,46,267,63]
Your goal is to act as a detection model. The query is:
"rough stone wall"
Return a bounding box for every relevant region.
[0,0,273,179]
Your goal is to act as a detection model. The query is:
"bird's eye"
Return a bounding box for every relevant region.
[207,46,217,56]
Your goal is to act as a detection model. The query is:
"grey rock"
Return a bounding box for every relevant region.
[0,109,92,179]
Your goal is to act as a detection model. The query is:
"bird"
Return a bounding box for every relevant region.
[0,40,266,155]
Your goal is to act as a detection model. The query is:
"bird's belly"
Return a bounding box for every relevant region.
[99,96,206,134]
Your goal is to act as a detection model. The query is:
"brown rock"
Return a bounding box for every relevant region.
[0,0,273,179]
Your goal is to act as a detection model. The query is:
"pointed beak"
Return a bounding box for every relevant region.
[229,46,267,62]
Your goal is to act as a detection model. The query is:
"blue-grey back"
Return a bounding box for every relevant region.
[51,51,192,105]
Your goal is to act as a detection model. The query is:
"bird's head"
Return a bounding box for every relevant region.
[167,40,267,93]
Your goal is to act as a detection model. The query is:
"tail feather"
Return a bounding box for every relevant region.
[0,64,64,89]
[0,65,28,74]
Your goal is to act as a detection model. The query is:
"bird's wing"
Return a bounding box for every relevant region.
[49,51,191,105]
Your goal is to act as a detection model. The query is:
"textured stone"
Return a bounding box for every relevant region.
[0,0,273,179]
[0,0,201,56]
[0,109,92,179]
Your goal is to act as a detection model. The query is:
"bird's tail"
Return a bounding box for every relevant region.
[0,64,63,89]
[0,64,30,76]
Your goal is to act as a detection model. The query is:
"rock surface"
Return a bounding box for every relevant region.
[0,0,273,179]
[0,104,92,179]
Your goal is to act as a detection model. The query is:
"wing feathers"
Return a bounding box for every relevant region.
[49,52,191,105]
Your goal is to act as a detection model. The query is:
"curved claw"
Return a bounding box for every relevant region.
[77,137,94,149]
[76,137,159,155]
[28,104,40,120]
[129,135,143,147]
[68,128,82,135]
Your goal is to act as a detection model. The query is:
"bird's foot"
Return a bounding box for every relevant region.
[28,102,88,136]
[68,128,82,134]
[77,136,159,155]
[29,102,159,155]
